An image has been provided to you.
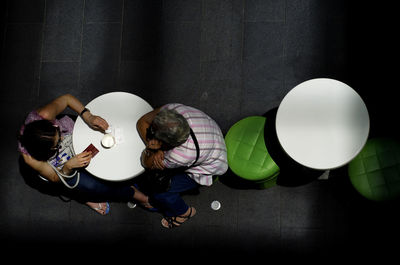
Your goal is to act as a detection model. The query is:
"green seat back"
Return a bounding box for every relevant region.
[225,116,279,182]
[348,138,400,201]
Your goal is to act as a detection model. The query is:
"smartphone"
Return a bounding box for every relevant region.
[83,143,99,158]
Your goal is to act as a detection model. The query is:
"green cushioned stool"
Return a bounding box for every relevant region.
[225,116,279,189]
[348,138,400,201]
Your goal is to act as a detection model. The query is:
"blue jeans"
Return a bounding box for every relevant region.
[149,173,199,217]
[65,170,135,202]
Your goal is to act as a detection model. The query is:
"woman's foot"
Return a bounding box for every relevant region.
[86,202,110,215]
[161,207,196,228]
[131,185,155,210]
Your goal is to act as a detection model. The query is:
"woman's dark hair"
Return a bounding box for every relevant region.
[19,120,59,161]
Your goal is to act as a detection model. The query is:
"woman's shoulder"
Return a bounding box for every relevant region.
[57,115,75,134]
[24,110,45,124]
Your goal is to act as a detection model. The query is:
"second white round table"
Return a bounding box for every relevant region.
[275,78,370,170]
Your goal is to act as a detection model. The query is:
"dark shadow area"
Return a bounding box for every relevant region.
[218,168,266,190]
[345,3,400,139]
[263,107,322,187]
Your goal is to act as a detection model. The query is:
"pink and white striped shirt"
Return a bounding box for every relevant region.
[162,103,228,186]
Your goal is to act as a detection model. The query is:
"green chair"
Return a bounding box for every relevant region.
[225,116,279,189]
[348,138,400,201]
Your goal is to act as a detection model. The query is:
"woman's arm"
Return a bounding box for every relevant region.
[37,94,108,132]
[22,151,93,182]
[22,153,60,182]
[37,94,85,120]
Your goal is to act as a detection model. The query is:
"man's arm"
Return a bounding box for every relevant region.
[141,149,165,170]
[136,107,161,145]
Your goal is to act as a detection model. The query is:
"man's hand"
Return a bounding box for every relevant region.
[141,149,165,170]
[147,139,162,150]
[152,150,165,170]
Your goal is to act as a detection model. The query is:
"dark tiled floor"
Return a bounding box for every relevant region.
[1,0,400,259]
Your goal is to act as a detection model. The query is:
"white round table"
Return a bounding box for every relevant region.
[72,92,153,181]
[275,78,370,170]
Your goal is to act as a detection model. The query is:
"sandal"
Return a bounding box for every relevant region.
[87,202,110,215]
[161,207,196,228]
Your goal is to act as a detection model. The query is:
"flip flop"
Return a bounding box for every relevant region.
[104,202,110,214]
[89,202,110,215]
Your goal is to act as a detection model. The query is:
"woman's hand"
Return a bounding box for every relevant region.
[82,111,109,132]
[64,151,93,172]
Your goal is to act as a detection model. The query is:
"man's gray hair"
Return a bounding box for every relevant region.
[153,108,190,147]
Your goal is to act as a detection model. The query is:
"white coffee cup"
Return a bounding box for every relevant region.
[101,134,115,148]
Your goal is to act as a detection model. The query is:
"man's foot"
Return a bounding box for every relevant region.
[161,207,196,228]
[86,202,110,215]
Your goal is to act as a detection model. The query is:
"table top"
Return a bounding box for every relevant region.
[275,78,370,170]
[72,92,153,181]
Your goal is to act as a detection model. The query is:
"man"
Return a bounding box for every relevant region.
[137,103,228,228]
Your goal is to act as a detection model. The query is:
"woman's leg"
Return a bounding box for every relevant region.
[131,185,154,209]
[65,170,135,202]
[85,202,110,215]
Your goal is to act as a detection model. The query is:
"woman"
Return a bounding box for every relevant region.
[18,94,151,215]
[137,103,228,228]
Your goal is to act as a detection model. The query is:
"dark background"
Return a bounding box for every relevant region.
[1,0,399,260]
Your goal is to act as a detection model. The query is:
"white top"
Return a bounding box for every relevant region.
[72,92,153,181]
[275,78,370,170]
[161,103,228,186]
